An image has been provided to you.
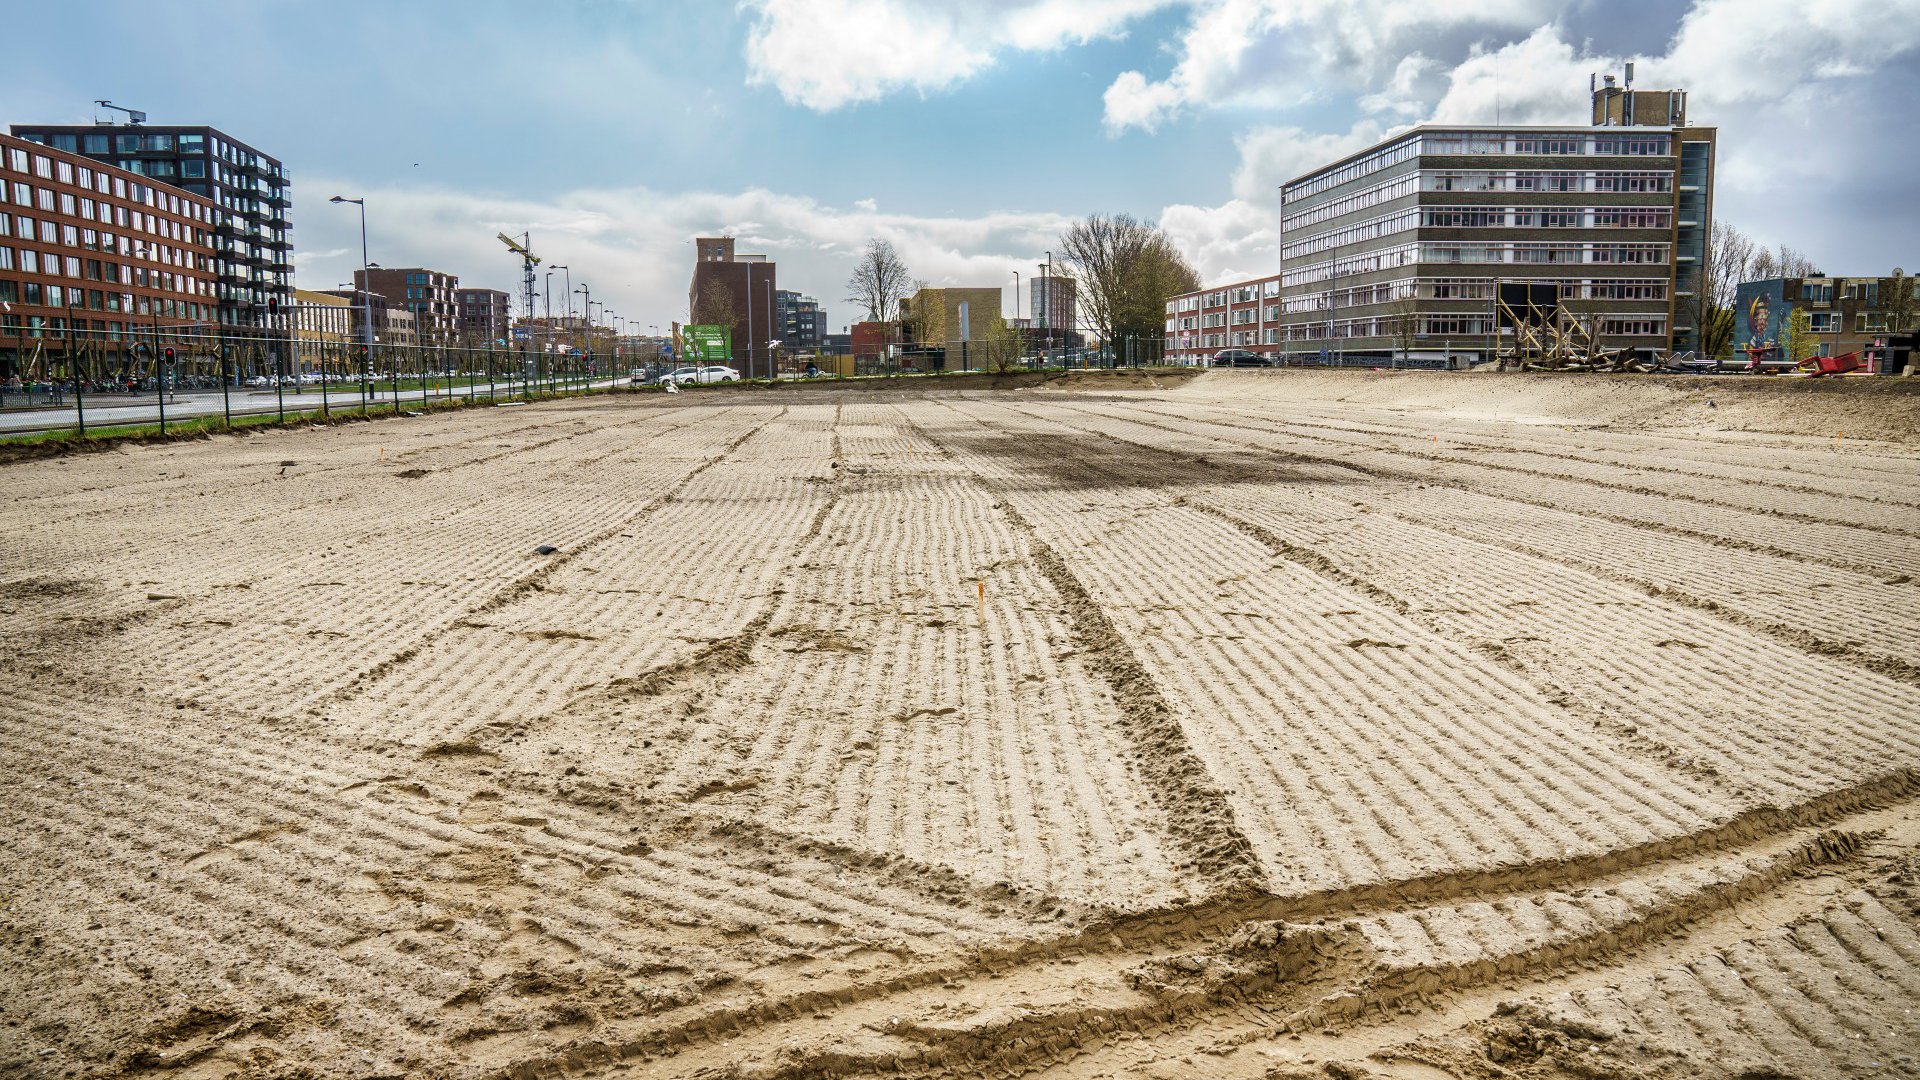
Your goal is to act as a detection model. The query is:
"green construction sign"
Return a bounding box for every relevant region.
[683,324,732,365]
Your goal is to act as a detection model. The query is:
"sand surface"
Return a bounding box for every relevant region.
[3,369,1918,1079]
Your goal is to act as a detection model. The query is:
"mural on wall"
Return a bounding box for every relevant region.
[1734,279,1788,348]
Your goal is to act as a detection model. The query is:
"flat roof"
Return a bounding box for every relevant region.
[1283,122,1712,189]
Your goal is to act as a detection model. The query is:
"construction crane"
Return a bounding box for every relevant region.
[93,100,146,125]
[498,232,540,375]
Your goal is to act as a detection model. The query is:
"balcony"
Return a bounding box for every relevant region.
[266,212,291,230]
[269,259,294,275]
[265,235,292,251]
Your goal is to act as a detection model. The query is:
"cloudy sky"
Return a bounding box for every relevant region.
[12,0,1918,330]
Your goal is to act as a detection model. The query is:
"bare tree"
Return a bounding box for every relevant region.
[845,238,913,323]
[1056,213,1199,353]
[1688,220,1757,357]
[1882,268,1916,334]
[1751,243,1820,281]
[690,278,735,327]
[1385,289,1419,364]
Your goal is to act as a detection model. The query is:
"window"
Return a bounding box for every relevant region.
[1600,317,1664,335]
[10,182,27,207]
[182,160,205,178]
[116,134,139,153]
[33,156,51,179]
[7,147,28,172]
[56,160,72,184]
[35,188,53,212]
[84,134,108,155]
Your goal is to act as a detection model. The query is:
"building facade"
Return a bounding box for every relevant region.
[688,236,778,376]
[1167,78,1715,367]
[1030,274,1077,335]
[1,133,218,381]
[357,267,459,343]
[899,286,1003,346]
[455,287,511,343]
[291,287,352,346]
[1734,275,1918,364]
[11,122,291,330]
[1164,277,1282,364]
[774,289,825,350]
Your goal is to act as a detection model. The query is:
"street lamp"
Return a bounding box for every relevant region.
[547,264,567,358]
[328,195,374,400]
[575,284,592,389]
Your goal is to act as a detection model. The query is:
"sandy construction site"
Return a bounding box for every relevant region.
[4,369,1920,1079]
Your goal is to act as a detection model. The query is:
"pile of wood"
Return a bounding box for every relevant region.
[1496,298,1653,373]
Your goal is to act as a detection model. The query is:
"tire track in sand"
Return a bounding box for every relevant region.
[891,406,1264,896]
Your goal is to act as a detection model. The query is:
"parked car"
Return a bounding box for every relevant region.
[1211,350,1273,367]
[666,365,740,385]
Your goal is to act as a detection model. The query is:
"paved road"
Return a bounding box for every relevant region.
[0,379,625,437]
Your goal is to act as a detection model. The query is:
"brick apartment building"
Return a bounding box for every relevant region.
[1,132,218,382]
[356,266,459,343]
[456,287,511,343]
[1167,73,1714,367]
[1735,274,1918,367]
[11,121,290,330]
[688,236,777,376]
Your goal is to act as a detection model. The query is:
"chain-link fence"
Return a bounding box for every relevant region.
[0,326,627,439]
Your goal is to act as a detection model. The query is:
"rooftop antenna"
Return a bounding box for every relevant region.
[93,100,146,126]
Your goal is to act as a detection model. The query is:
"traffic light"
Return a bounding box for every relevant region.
[162,347,175,365]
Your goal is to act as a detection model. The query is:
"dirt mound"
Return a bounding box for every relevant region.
[1159,368,1920,443]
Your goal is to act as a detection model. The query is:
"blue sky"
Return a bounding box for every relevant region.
[8,1,1917,330]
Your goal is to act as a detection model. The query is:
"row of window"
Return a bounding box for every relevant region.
[1284,133,1673,203]
[1421,242,1670,265]
[7,146,213,222]
[21,130,279,175]
[0,280,211,322]
[3,214,209,274]
[1282,169,1677,231]
[1283,205,1674,260]
[2,247,204,296]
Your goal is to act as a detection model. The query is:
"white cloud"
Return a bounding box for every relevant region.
[741,0,1169,110]
[1101,0,1559,132]
[295,180,1072,327]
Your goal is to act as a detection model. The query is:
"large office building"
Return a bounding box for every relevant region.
[774,289,825,350]
[456,287,511,343]
[11,121,291,331]
[1,132,218,381]
[688,236,778,376]
[357,266,459,344]
[1166,74,1714,366]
